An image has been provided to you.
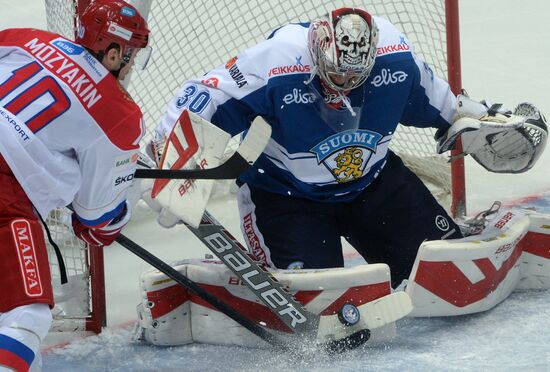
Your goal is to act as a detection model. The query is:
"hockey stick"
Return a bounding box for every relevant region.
[134,116,271,180]
[115,233,288,349]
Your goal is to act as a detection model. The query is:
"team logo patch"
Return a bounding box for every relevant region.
[11,220,43,297]
[201,77,219,88]
[370,68,408,87]
[332,147,365,182]
[435,215,450,231]
[224,56,247,88]
[310,129,382,183]
[52,40,84,55]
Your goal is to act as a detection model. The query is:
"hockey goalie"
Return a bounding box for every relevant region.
[132,6,549,349]
[132,103,549,349]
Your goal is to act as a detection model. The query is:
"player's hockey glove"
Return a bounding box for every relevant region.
[72,204,131,247]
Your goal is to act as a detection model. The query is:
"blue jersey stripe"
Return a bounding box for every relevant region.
[0,334,35,366]
[75,200,126,227]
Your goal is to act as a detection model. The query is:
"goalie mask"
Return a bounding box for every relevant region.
[308,8,379,92]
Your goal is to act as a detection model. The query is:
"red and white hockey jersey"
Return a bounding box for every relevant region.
[0,29,145,226]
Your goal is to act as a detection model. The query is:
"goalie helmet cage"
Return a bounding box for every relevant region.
[43,0,464,333]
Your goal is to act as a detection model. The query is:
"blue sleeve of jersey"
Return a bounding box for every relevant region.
[210,87,269,136]
[400,55,457,130]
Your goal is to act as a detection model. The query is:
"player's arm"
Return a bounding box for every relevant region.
[436,94,548,173]
[152,48,270,165]
[71,113,144,246]
[71,201,131,246]
[399,53,458,131]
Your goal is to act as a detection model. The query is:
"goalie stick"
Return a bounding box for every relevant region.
[134,115,271,180]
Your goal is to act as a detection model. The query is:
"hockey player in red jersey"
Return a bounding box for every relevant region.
[0,1,150,370]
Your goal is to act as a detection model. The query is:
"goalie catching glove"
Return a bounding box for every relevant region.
[436,94,548,173]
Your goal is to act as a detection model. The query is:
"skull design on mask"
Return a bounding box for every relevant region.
[335,14,371,69]
[307,8,378,92]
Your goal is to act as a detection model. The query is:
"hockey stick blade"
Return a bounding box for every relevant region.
[319,292,413,353]
[115,233,287,349]
[134,117,272,180]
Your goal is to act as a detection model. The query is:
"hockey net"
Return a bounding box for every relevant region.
[44,0,462,332]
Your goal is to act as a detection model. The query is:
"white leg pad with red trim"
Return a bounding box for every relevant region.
[135,260,404,347]
[406,208,550,317]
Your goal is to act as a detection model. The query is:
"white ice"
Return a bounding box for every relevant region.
[1,0,549,370]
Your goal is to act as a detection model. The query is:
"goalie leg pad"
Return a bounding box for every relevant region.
[406,207,550,317]
[135,260,404,347]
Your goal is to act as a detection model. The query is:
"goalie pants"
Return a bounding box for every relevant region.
[0,156,54,313]
[237,152,463,288]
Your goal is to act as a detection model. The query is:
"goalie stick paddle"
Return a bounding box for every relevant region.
[134,116,272,180]
[115,234,287,349]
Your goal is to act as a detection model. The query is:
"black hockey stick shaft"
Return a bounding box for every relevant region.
[115,234,286,348]
[135,115,271,180]
[134,153,249,180]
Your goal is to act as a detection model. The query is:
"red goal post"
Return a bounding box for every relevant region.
[43,0,464,333]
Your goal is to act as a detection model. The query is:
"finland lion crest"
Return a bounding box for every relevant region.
[333,147,364,182]
[309,129,383,183]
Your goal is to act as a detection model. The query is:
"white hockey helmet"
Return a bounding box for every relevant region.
[308,8,379,92]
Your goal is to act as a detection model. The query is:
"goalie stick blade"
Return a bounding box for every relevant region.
[134,117,272,180]
[317,292,413,348]
[323,329,371,354]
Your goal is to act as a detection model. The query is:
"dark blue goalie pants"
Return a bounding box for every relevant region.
[237,152,463,288]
